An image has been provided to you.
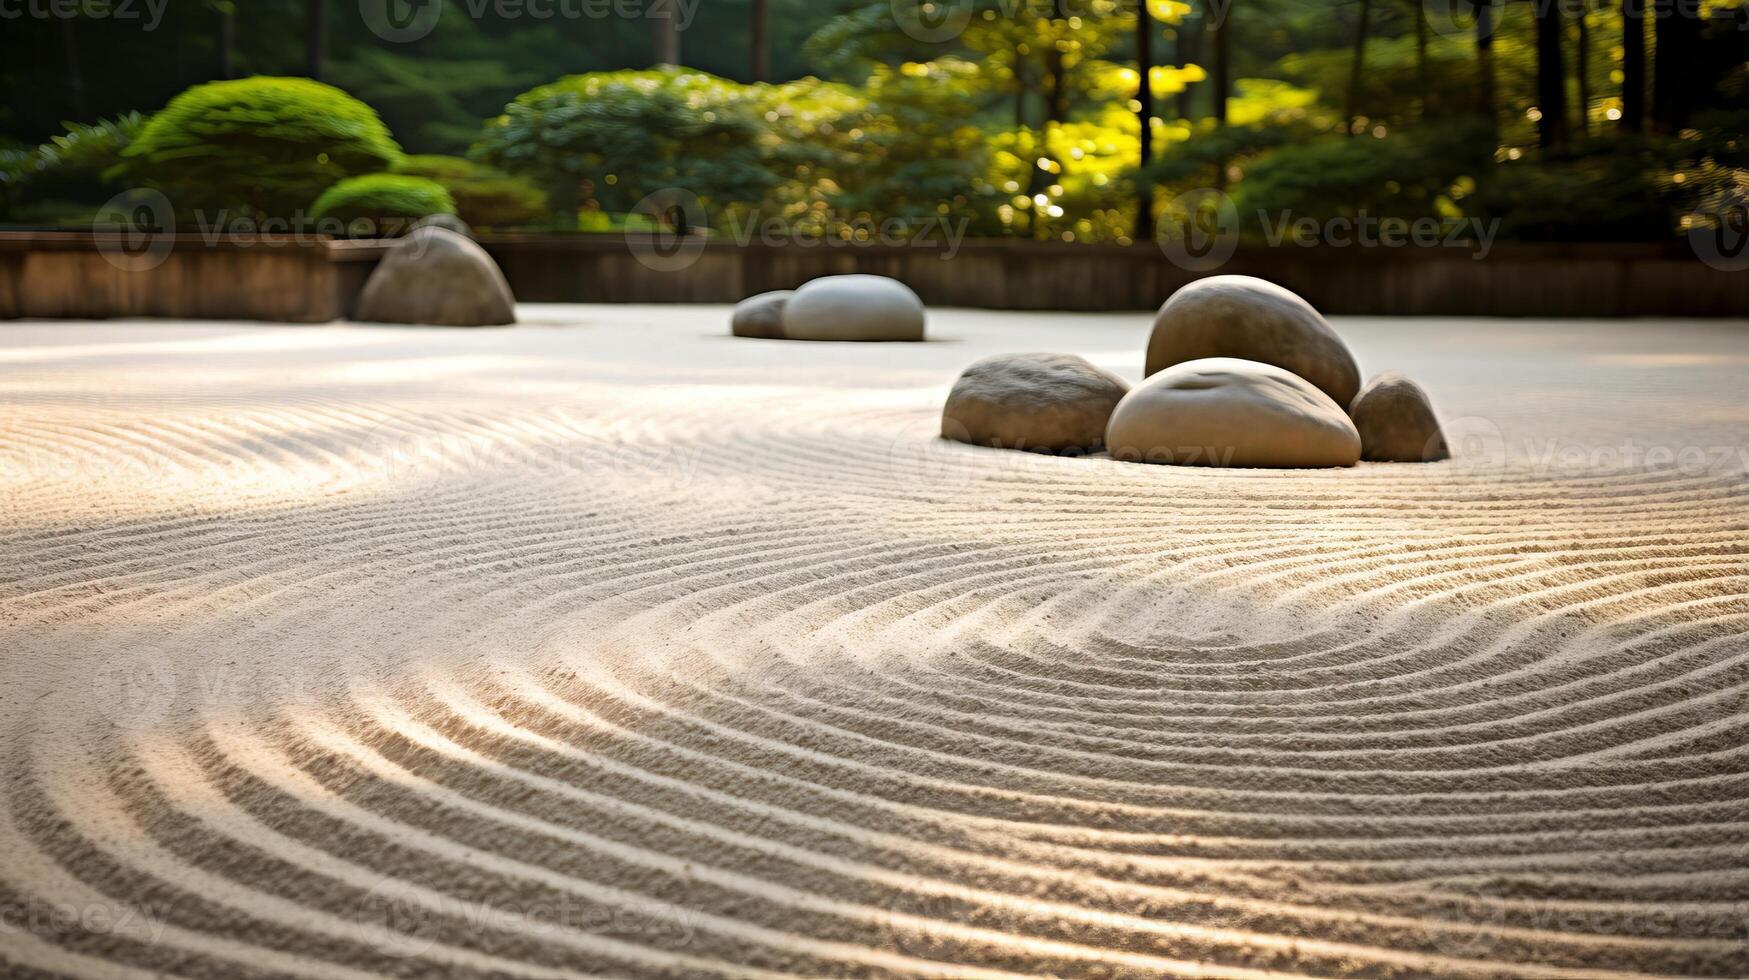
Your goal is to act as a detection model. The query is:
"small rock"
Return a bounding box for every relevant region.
[1106,357,1361,468]
[730,290,792,339]
[1350,372,1451,462]
[942,353,1130,453]
[1146,275,1360,407]
[354,226,514,327]
[782,275,926,342]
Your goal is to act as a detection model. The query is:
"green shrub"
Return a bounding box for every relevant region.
[124,76,401,220]
[473,69,774,224]
[1,114,145,221]
[392,155,547,228]
[310,174,455,236]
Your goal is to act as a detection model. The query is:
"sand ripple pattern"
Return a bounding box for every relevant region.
[2,315,1747,978]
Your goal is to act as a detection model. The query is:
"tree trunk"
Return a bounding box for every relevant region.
[62,17,86,119]
[1176,10,1199,120]
[1475,0,1496,134]
[1415,0,1430,115]
[1651,0,1703,133]
[1044,0,1070,124]
[653,6,681,66]
[1575,0,1591,135]
[750,0,769,81]
[1534,0,1569,149]
[1345,0,1374,137]
[306,0,326,81]
[1620,0,1646,131]
[1135,0,1156,242]
[219,6,236,79]
[1212,3,1231,189]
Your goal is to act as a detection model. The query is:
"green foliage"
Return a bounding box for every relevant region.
[0,114,144,221]
[1234,119,1495,226]
[393,155,548,228]
[309,174,457,234]
[124,77,401,219]
[473,69,774,223]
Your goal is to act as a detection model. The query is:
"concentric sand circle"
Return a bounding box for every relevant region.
[1,310,1746,977]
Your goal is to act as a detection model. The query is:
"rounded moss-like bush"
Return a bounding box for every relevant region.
[472,69,773,219]
[310,174,456,236]
[124,76,401,219]
[392,155,548,228]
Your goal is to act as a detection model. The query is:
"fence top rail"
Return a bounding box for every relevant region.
[0,230,1707,263]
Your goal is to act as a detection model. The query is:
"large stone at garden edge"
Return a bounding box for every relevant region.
[1350,371,1451,462]
[354,226,515,327]
[781,275,926,342]
[1145,275,1360,407]
[1106,357,1361,468]
[942,353,1130,453]
[731,290,792,339]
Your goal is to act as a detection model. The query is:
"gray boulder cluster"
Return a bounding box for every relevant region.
[933,275,1449,469]
[731,275,926,342]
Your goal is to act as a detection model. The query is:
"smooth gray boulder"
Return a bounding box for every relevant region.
[1145,275,1360,407]
[731,290,792,339]
[942,353,1130,453]
[1350,371,1451,462]
[1106,357,1361,468]
[354,226,515,327]
[782,275,926,342]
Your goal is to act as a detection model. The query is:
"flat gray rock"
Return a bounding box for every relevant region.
[1350,371,1451,462]
[1107,357,1361,468]
[782,275,925,342]
[731,291,792,339]
[354,226,515,327]
[942,352,1129,453]
[1145,275,1360,407]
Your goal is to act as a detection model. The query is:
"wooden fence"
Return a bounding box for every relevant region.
[3,232,1744,320]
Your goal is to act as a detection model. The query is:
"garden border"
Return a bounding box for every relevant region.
[1,232,1743,320]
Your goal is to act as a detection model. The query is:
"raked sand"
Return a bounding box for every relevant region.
[1,307,1746,978]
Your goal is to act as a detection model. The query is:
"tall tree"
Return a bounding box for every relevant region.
[1475,0,1497,139]
[1044,0,1071,124]
[216,1,236,79]
[750,0,769,81]
[654,6,681,65]
[306,0,326,81]
[1345,0,1374,137]
[1136,0,1156,241]
[1414,0,1430,116]
[1575,0,1591,135]
[1620,0,1646,131]
[1176,8,1200,120]
[1211,0,1231,189]
[61,16,86,119]
[1534,0,1569,148]
[1651,0,1703,132]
